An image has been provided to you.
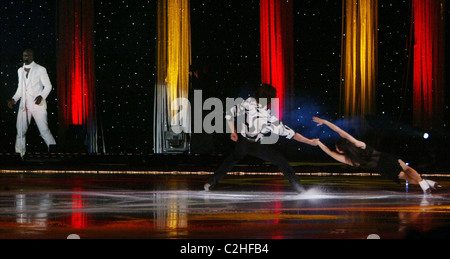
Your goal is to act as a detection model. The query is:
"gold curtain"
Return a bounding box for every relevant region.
[340,0,378,118]
[155,0,191,153]
[157,0,191,123]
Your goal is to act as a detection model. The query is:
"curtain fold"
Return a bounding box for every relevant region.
[260,0,294,121]
[57,0,97,153]
[154,0,192,154]
[412,0,446,129]
[340,0,378,119]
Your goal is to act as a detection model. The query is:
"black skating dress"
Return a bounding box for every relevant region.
[360,146,404,184]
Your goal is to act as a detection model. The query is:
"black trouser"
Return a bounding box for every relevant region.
[207,138,303,191]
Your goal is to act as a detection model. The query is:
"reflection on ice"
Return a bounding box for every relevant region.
[0,174,449,239]
[0,185,449,239]
[1,189,449,217]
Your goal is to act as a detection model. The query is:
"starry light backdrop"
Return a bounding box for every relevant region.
[0,0,449,168]
[94,0,157,154]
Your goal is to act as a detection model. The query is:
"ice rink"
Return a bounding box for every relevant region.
[0,174,449,239]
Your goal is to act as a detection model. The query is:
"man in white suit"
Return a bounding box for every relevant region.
[7,49,56,157]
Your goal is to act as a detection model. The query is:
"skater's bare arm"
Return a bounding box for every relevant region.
[317,140,350,165]
[313,117,366,149]
[294,133,318,146]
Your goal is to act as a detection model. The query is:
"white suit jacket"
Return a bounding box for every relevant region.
[12,62,52,109]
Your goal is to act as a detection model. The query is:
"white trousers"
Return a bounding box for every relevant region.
[16,96,56,157]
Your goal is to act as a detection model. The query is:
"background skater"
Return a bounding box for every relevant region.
[7,49,56,157]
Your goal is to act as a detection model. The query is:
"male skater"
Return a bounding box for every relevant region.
[204,84,318,193]
[7,49,56,157]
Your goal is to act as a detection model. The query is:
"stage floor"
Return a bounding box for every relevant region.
[0,173,449,239]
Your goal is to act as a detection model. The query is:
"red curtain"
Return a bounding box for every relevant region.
[260,0,294,121]
[57,0,97,152]
[412,0,446,129]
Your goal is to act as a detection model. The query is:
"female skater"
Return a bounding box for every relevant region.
[312,117,440,194]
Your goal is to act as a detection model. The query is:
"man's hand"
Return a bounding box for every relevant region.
[7,99,16,109]
[230,132,239,142]
[35,96,43,105]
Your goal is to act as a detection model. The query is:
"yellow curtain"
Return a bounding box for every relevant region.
[155,0,191,153]
[157,0,191,124]
[340,0,378,118]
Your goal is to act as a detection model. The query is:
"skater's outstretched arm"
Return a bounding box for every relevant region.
[313,117,366,149]
[293,133,318,146]
[314,140,352,166]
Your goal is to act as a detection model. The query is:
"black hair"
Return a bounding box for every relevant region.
[255,84,277,107]
[336,138,372,167]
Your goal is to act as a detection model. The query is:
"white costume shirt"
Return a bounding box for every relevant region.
[226,97,296,142]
